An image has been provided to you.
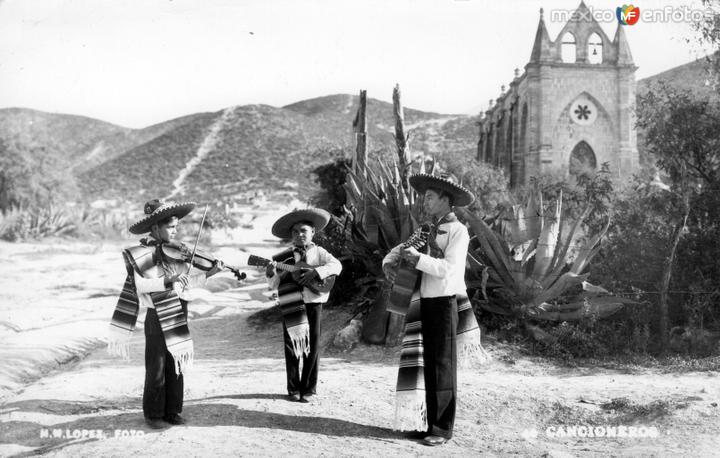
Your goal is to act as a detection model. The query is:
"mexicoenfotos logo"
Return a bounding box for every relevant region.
[617,4,640,25]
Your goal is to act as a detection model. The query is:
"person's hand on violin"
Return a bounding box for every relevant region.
[298,268,319,286]
[265,261,277,278]
[205,260,224,278]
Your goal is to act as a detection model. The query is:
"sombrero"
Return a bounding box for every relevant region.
[409,173,475,207]
[128,199,196,235]
[271,208,331,239]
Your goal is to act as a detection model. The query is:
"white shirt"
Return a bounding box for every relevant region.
[266,244,342,303]
[133,266,207,309]
[383,219,469,298]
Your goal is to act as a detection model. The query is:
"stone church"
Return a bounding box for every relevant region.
[476,1,639,187]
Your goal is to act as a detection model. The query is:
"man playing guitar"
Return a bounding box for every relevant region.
[382,173,474,446]
[265,208,342,403]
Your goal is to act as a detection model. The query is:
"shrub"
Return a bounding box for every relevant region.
[312,156,351,215]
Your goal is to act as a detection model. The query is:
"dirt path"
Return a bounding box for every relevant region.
[3,281,720,456]
[2,206,720,456]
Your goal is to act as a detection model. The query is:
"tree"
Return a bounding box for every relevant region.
[636,82,720,351]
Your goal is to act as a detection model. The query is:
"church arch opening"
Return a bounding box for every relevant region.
[569,140,597,176]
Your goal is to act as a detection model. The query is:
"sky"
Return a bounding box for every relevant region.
[0,0,714,128]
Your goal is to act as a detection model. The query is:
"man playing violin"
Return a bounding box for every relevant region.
[108,199,223,429]
[265,208,342,403]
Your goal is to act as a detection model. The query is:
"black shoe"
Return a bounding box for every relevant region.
[287,393,301,402]
[423,435,449,446]
[405,431,426,440]
[145,417,166,429]
[163,413,186,425]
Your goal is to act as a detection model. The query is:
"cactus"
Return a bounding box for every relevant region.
[457,191,633,322]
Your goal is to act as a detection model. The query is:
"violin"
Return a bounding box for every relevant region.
[160,242,247,281]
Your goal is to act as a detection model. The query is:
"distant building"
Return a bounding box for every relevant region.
[477,1,639,187]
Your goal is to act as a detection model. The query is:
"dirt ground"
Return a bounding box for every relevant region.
[1,203,720,457]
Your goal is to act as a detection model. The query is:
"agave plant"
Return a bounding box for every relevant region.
[457,190,634,322]
[338,157,433,344]
[0,204,77,241]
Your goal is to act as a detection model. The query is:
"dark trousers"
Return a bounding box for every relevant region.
[283,302,322,395]
[420,295,458,439]
[143,304,186,419]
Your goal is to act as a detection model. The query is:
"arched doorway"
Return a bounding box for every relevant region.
[569,141,597,176]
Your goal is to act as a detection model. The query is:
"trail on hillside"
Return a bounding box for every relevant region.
[166,106,237,200]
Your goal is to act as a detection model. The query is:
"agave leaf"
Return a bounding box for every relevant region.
[378,159,397,187]
[573,245,602,275]
[365,167,382,193]
[570,218,610,274]
[529,295,632,321]
[524,190,542,240]
[507,259,527,293]
[398,209,413,242]
[472,252,504,286]
[500,205,527,246]
[533,272,589,307]
[344,172,363,204]
[460,209,516,290]
[581,281,610,297]
[531,198,561,280]
[521,239,537,266]
[541,205,590,290]
[370,205,400,247]
[467,248,485,269]
[510,239,532,262]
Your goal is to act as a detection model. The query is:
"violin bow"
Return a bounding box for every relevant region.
[183,204,209,290]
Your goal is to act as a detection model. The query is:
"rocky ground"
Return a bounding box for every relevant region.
[1,202,720,457]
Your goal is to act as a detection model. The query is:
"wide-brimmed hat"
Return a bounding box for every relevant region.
[409,173,475,207]
[271,208,331,239]
[129,199,196,235]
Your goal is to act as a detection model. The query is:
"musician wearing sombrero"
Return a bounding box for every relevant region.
[108,199,223,429]
[382,173,474,446]
[265,208,342,403]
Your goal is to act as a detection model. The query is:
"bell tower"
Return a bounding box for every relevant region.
[477,2,639,186]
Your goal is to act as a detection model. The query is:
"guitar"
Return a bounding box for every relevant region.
[386,224,431,316]
[247,254,336,294]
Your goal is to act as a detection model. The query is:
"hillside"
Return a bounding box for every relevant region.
[0,108,213,174]
[78,95,478,203]
[637,55,719,99]
[9,53,718,206]
[73,112,214,173]
[0,108,130,166]
[284,94,478,158]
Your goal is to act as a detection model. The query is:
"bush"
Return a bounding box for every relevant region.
[520,163,616,235]
[0,204,130,241]
[312,218,382,310]
[442,156,512,217]
[536,320,608,360]
[312,156,351,215]
[0,138,78,212]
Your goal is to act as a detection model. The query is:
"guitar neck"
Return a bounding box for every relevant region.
[247,254,305,272]
[275,262,300,273]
